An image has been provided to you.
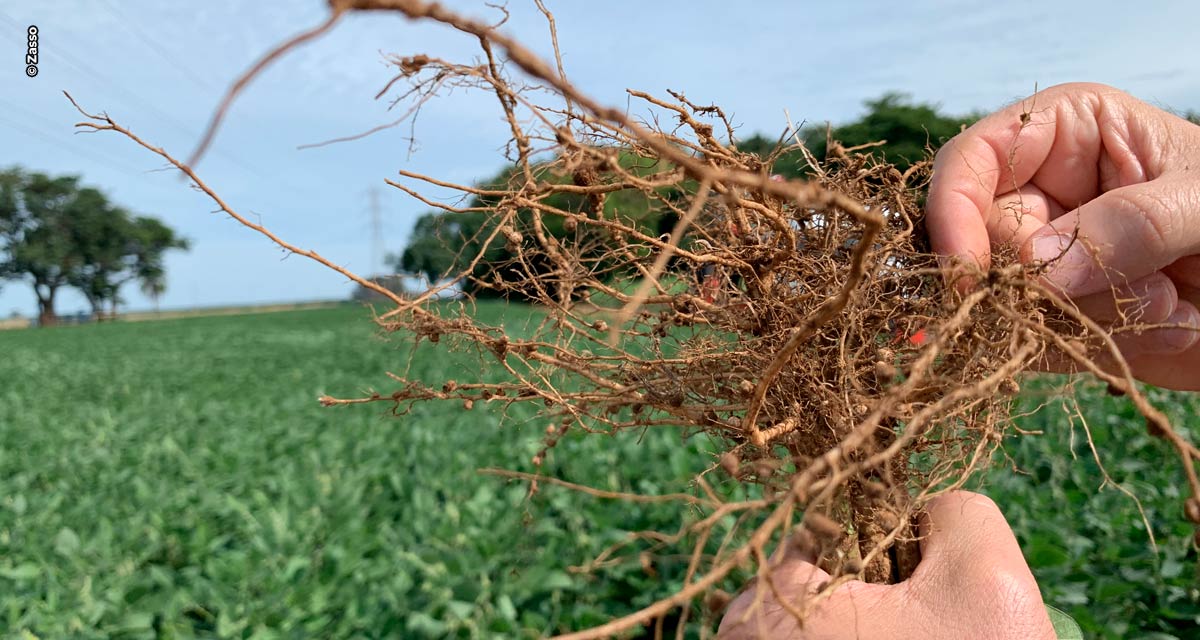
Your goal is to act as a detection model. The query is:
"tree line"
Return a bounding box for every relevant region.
[392,93,977,299]
[0,168,188,326]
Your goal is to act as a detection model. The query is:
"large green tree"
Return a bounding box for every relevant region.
[0,170,84,325]
[0,168,188,325]
[68,212,188,320]
[738,92,978,177]
[393,151,684,300]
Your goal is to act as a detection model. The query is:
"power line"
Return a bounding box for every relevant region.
[44,42,204,143]
[0,94,71,132]
[0,9,18,30]
[1,6,331,203]
[0,7,311,197]
[58,41,325,200]
[0,112,150,176]
[0,96,211,200]
[96,0,221,92]
[0,94,148,174]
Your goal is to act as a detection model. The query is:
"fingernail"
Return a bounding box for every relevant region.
[1135,277,1177,323]
[1031,233,1093,295]
[1161,305,1200,353]
[936,254,977,295]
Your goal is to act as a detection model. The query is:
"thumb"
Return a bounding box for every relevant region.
[903,492,1053,640]
[916,491,1027,573]
[1024,175,1200,298]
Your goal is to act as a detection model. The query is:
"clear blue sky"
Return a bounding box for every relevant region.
[1,0,1197,316]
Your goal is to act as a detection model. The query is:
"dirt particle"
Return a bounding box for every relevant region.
[862,481,887,499]
[876,509,899,532]
[719,452,740,477]
[1186,498,1200,524]
[752,459,775,479]
[705,589,731,614]
[803,512,843,542]
[873,361,897,385]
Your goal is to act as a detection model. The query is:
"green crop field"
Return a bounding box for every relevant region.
[0,304,1196,639]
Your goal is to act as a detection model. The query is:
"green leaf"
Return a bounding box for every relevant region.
[445,600,473,620]
[54,527,80,557]
[1046,605,1083,640]
[496,594,517,621]
[542,571,574,591]
[1025,541,1070,568]
[0,563,41,581]
[407,612,448,636]
[112,612,154,633]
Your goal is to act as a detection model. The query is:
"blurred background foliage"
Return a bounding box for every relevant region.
[1,304,1197,638]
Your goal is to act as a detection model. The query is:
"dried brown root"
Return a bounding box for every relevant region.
[69,2,1200,637]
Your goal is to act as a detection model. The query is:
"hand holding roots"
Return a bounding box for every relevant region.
[70,1,1200,636]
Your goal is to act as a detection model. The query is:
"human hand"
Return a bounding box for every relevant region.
[927,82,1200,390]
[718,492,1054,640]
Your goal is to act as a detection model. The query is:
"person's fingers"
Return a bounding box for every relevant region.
[913,492,1029,581]
[1115,300,1200,355]
[1023,175,1200,298]
[1070,271,1179,326]
[1070,342,1200,391]
[1034,301,1200,388]
[985,184,1061,249]
[928,105,1050,268]
[928,83,1126,267]
[1164,255,1200,290]
[1020,85,1164,210]
[903,492,1055,640]
[1126,344,1200,392]
[905,492,1048,639]
[718,550,834,639]
[763,556,834,596]
[927,137,1000,270]
[768,526,820,565]
[1177,282,1200,312]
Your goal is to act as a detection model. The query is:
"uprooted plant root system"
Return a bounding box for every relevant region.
[70,1,1200,637]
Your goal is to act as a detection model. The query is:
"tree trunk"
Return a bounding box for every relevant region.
[36,287,57,327]
[84,293,103,322]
